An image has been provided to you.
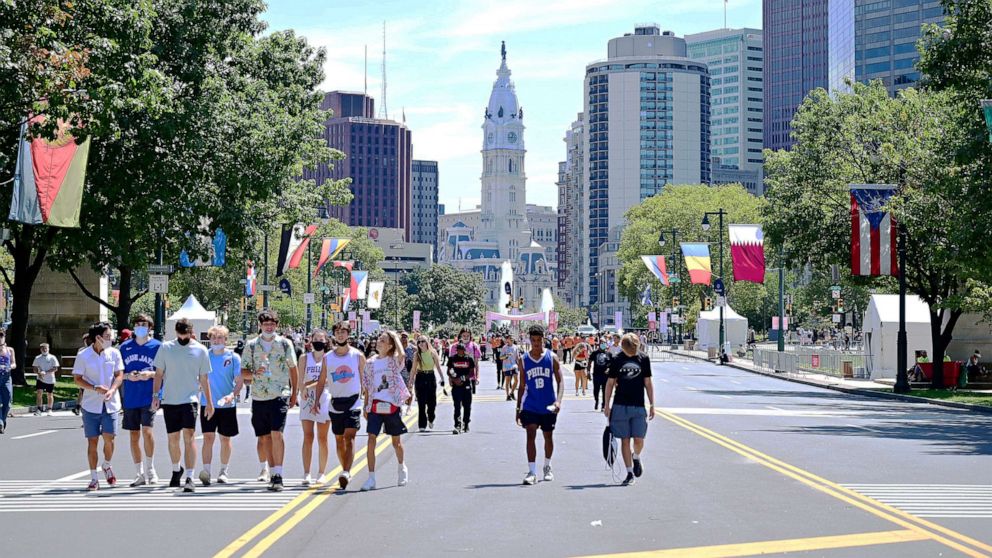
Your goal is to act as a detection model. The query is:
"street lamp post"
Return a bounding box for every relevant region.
[658,229,683,344]
[702,209,727,362]
[981,100,992,143]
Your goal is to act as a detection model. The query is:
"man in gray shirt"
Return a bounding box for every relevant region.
[151,319,213,492]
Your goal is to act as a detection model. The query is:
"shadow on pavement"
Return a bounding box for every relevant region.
[761,420,992,456]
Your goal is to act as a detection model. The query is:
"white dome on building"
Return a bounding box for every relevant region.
[485,41,521,123]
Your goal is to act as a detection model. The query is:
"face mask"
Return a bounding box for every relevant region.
[600,344,607,350]
[210,343,226,352]
[134,326,149,339]
[260,332,275,341]
[333,339,350,347]
[177,337,190,346]
[312,341,327,352]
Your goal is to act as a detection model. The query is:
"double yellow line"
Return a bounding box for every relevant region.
[659,410,992,558]
[214,412,419,558]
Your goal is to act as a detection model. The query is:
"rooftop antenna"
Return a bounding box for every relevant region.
[379,21,388,119]
[364,44,368,96]
[724,0,728,29]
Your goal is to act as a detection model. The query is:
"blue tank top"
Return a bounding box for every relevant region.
[0,350,10,374]
[521,349,555,414]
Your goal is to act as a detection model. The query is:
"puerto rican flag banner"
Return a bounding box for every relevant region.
[245,261,257,297]
[850,184,898,276]
[640,255,670,286]
[350,270,369,301]
[729,224,765,283]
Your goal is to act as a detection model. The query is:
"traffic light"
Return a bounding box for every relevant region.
[672,296,680,307]
[837,298,844,313]
[704,296,712,311]
[786,301,793,314]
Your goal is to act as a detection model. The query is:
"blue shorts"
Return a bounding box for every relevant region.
[609,404,647,439]
[82,408,118,438]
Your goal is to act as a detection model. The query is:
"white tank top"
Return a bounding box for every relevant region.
[323,347,362,411]
[304,352,324,383]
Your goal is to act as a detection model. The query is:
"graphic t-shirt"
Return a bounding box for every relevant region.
[590,349,612,377]
[201,350,241,408]
[325,347,362,412]
[120,337,161,409]
[607,353,652,408]
[33,353,60,384]
[446,354,476,387]
[500,345,520,370]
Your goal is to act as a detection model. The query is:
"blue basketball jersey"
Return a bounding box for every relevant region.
[521,349,555,414]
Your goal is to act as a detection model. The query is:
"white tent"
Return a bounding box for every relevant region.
[695,305,748,351]
[165,295,217,341]
[864,294,992,379]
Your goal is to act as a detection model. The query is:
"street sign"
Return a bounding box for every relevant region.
[149,274,169,294]
[832,313,842,323]
[258,285,276,292]
[717,295,727,307]
[831,286,841,299]
[303,293,315,304]
[713,278,725,296]
[148,264,174,274]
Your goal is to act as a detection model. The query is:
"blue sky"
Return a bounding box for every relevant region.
[263,0,761,212]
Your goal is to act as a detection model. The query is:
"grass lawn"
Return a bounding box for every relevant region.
[11,377,79,409]
[900,388,992,408]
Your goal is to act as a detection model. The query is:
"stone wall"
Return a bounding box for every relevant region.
[26,266,108,360]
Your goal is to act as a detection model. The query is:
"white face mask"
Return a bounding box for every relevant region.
[260,332,275,341]
[210,343,226,352]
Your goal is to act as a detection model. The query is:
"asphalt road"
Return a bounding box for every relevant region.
[1,353,990,558]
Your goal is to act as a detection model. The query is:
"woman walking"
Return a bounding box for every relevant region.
[413,336,445,432]
[360,331,414,491]
[298,329,332,486]
[573,338,590,397]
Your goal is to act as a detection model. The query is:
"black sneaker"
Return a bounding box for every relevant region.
[269,474,284,492]
[622,472,636,486]
[183,477,195,493]
[452,425,460,435]
[633,457,643,478]
[72,408,81,416]
[169,468,184,488]
[462,424,470,433]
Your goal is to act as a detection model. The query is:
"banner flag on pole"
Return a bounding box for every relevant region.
[9,115,90,228]
[180,227,227,267]
[350,270,369,300]
[284,224,318,272]
[850,184,898,276]
[245,261,257,297]
[639,284,653,307]
[314,238,352,277]
[680,243,712,285]
[277,278,292,296]
[367,281,385,309]
[648,311,657,332]
[413,310,421,331]
[333,260,354,272]
[640,255,670,286]
[729,224,765,283]
[341,293,350,313]
[614,311,623,331]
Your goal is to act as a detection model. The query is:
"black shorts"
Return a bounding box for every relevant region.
[122,406,156,431]
[201,406,239,437]
[251,398,289,436]
[574,361,588,371]
[519,409,557,432]
[366,411,407,436]
[162,403,198,434]
[35,380,55,393]
[330,409,361,436]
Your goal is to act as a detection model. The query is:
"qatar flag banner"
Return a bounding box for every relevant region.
[729,224,765,283]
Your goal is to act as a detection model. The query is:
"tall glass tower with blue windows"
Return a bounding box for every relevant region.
[582,24,710,311]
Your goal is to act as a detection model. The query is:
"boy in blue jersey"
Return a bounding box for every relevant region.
[515,324,564,485]
[119,313,162,486]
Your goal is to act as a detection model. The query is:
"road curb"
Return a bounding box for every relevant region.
[660,349,992,415]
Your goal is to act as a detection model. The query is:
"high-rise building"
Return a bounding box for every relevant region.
[411,160,439,257]
[557,113,586,307]
[437,45,554,310]
[763,0,830,151]
[686,28,764,176]
[305,91,413,240]
[583,24,711,317]
[829,0,944,94]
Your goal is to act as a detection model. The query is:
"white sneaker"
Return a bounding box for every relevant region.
[257,467,270,483]
[360,476,376,491]
[302,474,312,487]
[315,473,328,485]
[147,469,159,485]
[46,410,53,417]
[338,471,351,490]
[129,474,147,487]
[398,464,408,487]
[523,472,537,485]
[543,465,554,482]
[217,471,230,484]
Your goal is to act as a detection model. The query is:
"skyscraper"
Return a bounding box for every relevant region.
[583,24,711,314]
[305,91,413,240]
[557,113,586,307]
[411,160,439,257]
[763,0,830,151]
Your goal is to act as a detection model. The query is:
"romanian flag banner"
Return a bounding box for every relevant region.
[640,255,670,286]
[278,223,317,276]
[729,224,765,283]
[9,115,90,227]
[681,243,712,285]
[350,270,369,301]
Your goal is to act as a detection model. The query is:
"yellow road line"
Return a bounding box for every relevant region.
[576,529,928,558]
[659,410,992,558]
[217,412,418,558]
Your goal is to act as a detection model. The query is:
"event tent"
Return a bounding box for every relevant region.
[695,305,748,351]
[165,295,218,341]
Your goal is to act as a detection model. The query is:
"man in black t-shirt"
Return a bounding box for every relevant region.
[446,345,476,435]
[589,339,612,411]
[604,333,655,486]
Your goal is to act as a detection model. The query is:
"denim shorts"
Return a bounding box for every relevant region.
[82,407,118,438]
[609,404,648,439]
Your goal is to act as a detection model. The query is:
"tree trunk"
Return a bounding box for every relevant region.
[114,265,134,329]
[6,225,58,386]
[929,309,962,390]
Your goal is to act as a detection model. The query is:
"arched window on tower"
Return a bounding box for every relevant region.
[508,159,514,174]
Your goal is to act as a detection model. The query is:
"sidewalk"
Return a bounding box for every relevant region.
[655,346,992,414]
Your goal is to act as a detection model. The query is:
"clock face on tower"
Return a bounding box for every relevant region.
[507,131,518,144]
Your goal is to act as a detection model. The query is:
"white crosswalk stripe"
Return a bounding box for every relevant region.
[0,479,300,513]
[844,484,992,518]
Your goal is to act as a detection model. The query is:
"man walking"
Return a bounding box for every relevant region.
[151,319,214,493]
[321,321,365,489]
[516,325,563,485]
[446,344,476,434]
[500,336,520,402]
[33,343,59,416]
[72,323,124,490]
[119,314,162,486]
[198,326,242,485]
[241,310,298,492]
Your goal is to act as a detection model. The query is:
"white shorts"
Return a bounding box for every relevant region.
[299,388,330,423]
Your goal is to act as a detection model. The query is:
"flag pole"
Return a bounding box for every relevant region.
[894,224,910,393]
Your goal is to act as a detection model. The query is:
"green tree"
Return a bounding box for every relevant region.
[551,295,588,332]
[763,81,986,386]
[406,265,486,332]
